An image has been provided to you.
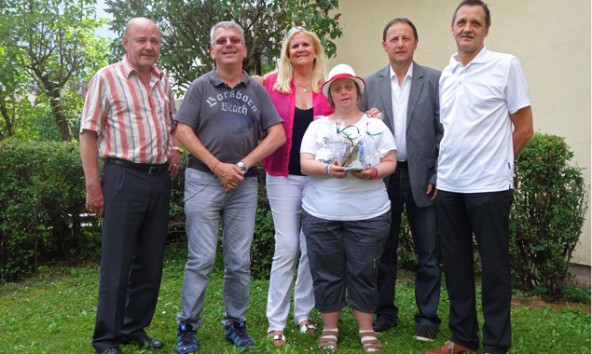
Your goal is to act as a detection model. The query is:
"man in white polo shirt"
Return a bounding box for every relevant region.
[427,1,534,354]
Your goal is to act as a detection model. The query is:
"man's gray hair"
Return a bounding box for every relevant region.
[209,21,244,47]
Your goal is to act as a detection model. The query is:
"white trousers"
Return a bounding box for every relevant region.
[265,174,315,332]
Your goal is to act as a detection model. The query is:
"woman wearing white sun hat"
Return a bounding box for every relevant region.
[300,63,397,353]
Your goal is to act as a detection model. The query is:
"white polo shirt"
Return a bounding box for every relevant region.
[438,46,531,193]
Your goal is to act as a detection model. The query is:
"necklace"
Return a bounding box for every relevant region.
[294,82,311,92]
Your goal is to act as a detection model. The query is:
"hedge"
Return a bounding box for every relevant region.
[0,134,588,299]
[0,140,100,282]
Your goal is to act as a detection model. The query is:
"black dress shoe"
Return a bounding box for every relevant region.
[99,347,123,354]
[372,319,398,333]
[122,330,164,349]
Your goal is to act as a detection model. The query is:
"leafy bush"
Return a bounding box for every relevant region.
[510,133,588,299]
[0,139,101,283]
[250,166,275,279]
[167,153,188,242]
[0,141,191,283]
[0,140,276,283]
[397,213,417,271]
[2,133,588,300]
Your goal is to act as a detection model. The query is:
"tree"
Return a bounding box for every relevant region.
[105,0,342,93]
[0,47,32,140]
[0,0,109,142]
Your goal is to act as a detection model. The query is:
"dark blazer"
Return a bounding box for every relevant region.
[360,62,443,208]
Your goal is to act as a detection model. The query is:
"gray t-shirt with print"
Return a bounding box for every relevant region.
[174,70,283,174]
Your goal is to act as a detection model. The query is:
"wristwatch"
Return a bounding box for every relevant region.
[236,160,247,172]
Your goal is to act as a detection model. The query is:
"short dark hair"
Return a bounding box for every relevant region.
[326,80,362,108]
[382,18,418,41]
[452,0,491,28]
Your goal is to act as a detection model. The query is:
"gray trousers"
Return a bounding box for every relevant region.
[177,168,258,329]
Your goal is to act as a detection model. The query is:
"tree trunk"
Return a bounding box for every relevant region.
[0,102,14,140]
[48,87,74,142]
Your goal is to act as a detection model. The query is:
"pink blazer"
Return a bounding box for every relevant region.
[262,72,334,177]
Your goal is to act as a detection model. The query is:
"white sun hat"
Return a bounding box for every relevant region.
[322,63,366,98]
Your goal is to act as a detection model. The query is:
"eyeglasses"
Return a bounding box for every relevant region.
[285,26,309,38]
[214,36,243,46]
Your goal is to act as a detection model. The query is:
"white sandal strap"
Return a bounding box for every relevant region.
[300,323,318,333]
[320,329,338,341]
[360,331,382,353]
[271,334,286,341]
[319,329,338,351]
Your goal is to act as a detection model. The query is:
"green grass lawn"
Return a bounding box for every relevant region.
[0,243,589,354]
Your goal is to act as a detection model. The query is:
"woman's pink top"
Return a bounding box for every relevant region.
[262,72,334,177]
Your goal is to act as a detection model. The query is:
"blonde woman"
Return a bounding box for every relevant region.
[260,26,334,346]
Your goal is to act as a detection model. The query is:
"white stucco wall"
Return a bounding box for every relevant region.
[329,0,591,265]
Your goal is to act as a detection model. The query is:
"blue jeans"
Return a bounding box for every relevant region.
[177,168,258,329]
[376,166,441,329]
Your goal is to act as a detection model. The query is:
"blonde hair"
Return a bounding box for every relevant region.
[273,27,328,94]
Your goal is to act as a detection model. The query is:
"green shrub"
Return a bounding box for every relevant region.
[250,166,275,279]
[2,132,588,301]
[0,139,101,283]
[397,213,417,271]
[0,140,276,282]
[168,153,188,242]
[510,133,588,299]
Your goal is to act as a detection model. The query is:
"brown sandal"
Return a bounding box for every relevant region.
[318,328,338,351]
[360,330,382,353]
[267,331,286,347]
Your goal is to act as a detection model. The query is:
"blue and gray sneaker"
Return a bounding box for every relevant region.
[177,323,199,353]
[224,321,255,348]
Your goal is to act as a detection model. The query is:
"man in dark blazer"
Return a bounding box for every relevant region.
[360,17,443,342]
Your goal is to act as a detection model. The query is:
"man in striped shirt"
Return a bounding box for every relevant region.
[80,17,182,354]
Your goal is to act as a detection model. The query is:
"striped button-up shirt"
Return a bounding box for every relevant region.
[80,56,176,164]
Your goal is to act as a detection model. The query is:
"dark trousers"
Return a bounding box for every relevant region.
[437,189,513,354]
[375,166,441,328]
[302,210,390,313]
[92,163,171,352]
